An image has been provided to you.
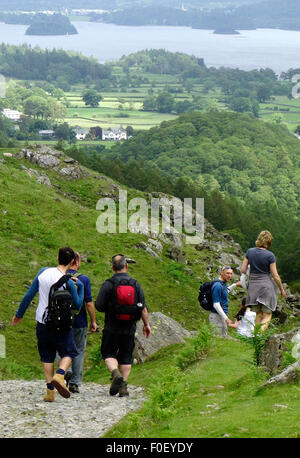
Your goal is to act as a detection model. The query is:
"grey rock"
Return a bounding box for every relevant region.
[135,241,160,259]
[133,312,193,363]
[167,245,185,263]
[262,361,300,387]
[24,148,61,169]
[259,327,300,375]
[21,166,51,187]
[58,166,84,180]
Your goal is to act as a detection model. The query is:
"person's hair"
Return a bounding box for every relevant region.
[73,252,80,263]
[58,246,75,266]
[235,297,248,321]
[255,230,273,249]
[221,266,232,272]
[112,254,127,272]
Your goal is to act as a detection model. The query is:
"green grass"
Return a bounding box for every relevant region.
[260,96,300,132]
[100,338,300,438]
[0,149,218,374]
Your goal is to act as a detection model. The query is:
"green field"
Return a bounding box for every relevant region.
[260,96,300,132]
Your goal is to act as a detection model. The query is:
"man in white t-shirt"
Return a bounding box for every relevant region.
[12,247,84,402]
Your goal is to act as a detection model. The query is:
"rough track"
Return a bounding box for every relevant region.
[0,380,145,438]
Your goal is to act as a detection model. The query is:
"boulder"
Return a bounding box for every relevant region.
[133,312,193,363]
[262,360,300,387]
[58,166,84,180]
[21,166,51,187]
[135,241,160,259]
[259,327,300,375]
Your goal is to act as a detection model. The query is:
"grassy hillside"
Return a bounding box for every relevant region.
[0,145,244,376]
[0,145,299,438]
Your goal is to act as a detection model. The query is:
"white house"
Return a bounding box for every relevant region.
[102,127,127,141]
[73,126,89,140]
[2,109,22,121]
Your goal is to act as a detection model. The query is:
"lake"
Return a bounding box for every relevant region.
[0,21,300,73]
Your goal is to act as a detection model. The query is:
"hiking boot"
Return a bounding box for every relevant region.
[119,381,129,397]
[51,373,71,398]
[69,383,80,394]
[109,369,124,396]
[64,371,72,388]
[44,388,56,402]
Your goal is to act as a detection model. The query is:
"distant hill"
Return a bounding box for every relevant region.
[98,110,300,282]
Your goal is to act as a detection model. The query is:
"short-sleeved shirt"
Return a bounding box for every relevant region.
[246,247,276,274]
[95,273,146,335]
[211,279,229,316]
[67,269,93,328]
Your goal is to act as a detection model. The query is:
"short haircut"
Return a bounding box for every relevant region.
[221,265,232,272]
[112,254,127,272]
[58,246,75,266]
[256,230,273,249]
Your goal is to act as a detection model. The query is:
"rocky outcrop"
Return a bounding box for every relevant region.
[15,146,86,181]
[21,165,52,187]
[133,312,194,363]
[259,327,300,375]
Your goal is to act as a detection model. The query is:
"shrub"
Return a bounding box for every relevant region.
[176,321,212,371]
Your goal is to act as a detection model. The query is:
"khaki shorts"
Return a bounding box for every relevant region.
[209,312,228,337]
[251,303,272,314]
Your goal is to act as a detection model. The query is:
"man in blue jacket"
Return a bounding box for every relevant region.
[12,246,84,402]
[209,266,241,338]
[65,252,98,394]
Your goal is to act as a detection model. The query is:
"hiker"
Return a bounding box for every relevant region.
[95,254,151,397]
[228,297,256,338]
[64,252,99,393]
[12,246,84,402]
[240,230,286,331]
[209,266,242,337]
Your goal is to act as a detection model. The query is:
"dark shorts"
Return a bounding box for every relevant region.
[101,329,135,365]
[36,322,78,363]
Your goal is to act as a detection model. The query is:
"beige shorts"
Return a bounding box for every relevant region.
[251,303,272,314]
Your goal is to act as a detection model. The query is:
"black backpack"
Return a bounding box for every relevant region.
[106,276,144,321]
[43,274,74,333]
[198,281,215,311]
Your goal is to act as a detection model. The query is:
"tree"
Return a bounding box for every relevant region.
[143,95,157,111]
[54,123,76,141]
[156,92,175,113]
[228,96,252,113]
[82,89,102,107]
[23,96,50,119]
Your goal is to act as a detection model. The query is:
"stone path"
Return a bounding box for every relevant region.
[0,380,145,438]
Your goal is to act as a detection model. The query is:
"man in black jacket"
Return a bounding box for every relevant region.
[96,254,151,397]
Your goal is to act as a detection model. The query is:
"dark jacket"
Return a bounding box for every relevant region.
[95,273,146,335]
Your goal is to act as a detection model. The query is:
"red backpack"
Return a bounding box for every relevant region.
[107,276,144,321]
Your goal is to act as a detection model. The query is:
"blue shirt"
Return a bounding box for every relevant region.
[67,269,93,328]
[211,279,229,316]
[246,247,276,274]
